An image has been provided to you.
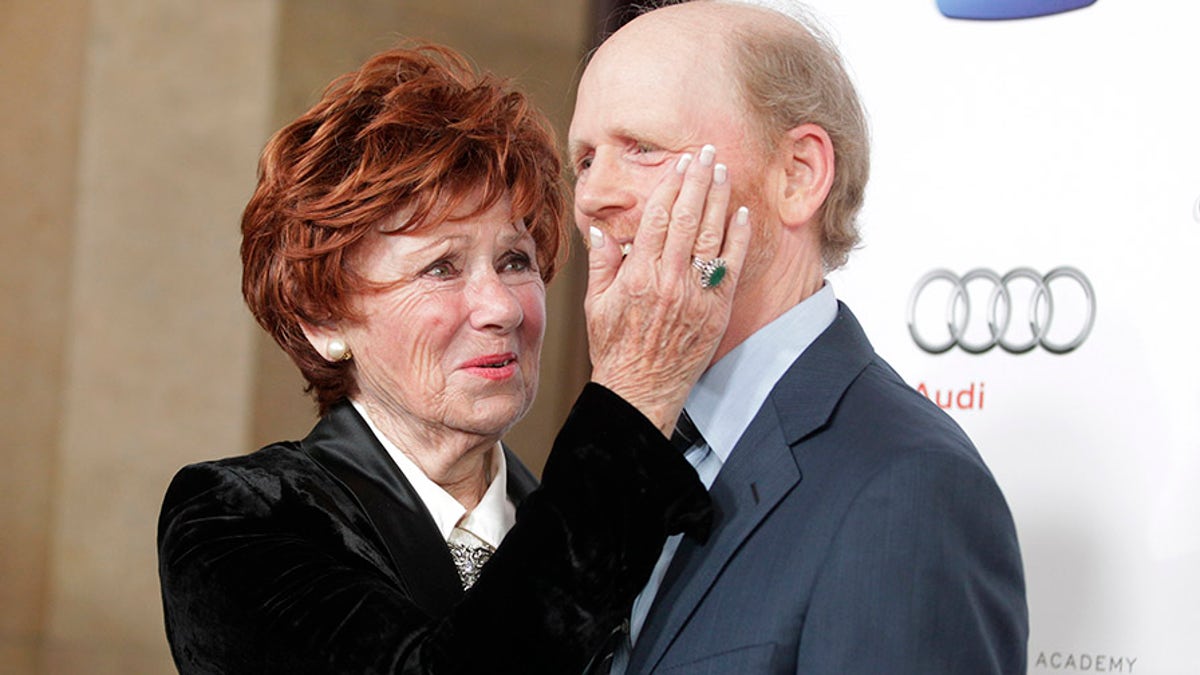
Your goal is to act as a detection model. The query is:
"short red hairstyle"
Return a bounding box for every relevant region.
[241,44,567,413]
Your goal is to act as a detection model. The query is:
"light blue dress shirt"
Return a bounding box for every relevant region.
[609,283,838,674]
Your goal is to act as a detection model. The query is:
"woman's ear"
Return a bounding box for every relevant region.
[776,123,836,230]
[300,321,351,362]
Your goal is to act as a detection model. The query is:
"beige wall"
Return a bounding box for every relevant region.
[1,2,90,672]
[0,1,589,671]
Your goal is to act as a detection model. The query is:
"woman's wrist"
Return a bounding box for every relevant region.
[587,377,683,437]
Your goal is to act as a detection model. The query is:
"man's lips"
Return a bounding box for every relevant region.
[460,353,519,380]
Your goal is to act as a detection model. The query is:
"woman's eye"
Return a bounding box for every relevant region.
[423,261,457,278]
[500,251,534,273]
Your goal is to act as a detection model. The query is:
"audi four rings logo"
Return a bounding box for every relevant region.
[907,267,1096,354]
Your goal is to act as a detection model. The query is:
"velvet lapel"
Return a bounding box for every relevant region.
[630,303,876,673]
[301,401,464,618]
[502,443,539,503]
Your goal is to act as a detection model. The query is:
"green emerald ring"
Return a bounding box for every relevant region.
[691,256,728,289]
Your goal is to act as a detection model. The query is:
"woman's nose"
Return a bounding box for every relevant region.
[468,271,524,332]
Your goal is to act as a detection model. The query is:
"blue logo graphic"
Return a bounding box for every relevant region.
[937,0,1096,20]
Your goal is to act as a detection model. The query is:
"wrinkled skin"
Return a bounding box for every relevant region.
[583,149,751,434]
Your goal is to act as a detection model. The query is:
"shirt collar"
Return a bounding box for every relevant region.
[687,283,838,465]
[349,399,515,548]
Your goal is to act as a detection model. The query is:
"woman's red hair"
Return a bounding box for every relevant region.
[240,44,567,413]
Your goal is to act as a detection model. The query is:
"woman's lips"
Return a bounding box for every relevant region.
[461,353,518,380]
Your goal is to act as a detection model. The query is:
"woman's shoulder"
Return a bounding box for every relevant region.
[175,439,305,480]
[161,441,343,520]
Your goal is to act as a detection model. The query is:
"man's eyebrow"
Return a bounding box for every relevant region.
[567,139,591,160]
[568,126,658,159]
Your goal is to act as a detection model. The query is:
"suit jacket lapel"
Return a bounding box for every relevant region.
[631,400,798,673]
[631,304,876,673]
[502,443,539,503]
[767,304,877,447]
[302,401,464,618]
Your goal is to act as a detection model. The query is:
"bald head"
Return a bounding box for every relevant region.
[587,1,781,105]
[605,1,783,41]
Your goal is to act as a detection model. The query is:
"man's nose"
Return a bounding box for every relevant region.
[574,150,636,220]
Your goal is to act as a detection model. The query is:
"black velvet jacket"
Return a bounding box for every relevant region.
[157,384,711,674]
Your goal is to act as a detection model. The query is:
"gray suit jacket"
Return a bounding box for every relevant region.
[627,303,1028,674]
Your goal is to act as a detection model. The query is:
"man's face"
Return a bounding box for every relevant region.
[568,23,765,258]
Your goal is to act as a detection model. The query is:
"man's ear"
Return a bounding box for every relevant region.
[300,320,348,362]
[776,123,835,229]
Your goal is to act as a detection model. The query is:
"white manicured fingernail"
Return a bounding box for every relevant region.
[699,144,716,167]
[713,163,727,185]
[589,226,605,249]
[620,242,633,257]
[675,153,694,173]
[736,206,749,226]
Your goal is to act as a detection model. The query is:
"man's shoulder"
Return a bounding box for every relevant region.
[776,342,990,478]
[856,354,973,438]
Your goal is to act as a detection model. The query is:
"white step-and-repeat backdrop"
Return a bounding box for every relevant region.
[806,1,1198,673]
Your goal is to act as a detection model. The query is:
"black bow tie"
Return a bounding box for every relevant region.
[670,409,704,453]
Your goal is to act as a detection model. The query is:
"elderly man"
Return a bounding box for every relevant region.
[569,1,1029,673]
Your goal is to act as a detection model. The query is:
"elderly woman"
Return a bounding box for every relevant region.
[157,43,748,674]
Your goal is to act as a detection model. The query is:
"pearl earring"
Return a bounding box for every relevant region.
[327,339,351,362]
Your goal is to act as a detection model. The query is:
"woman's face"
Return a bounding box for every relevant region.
[339,193,546,443]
